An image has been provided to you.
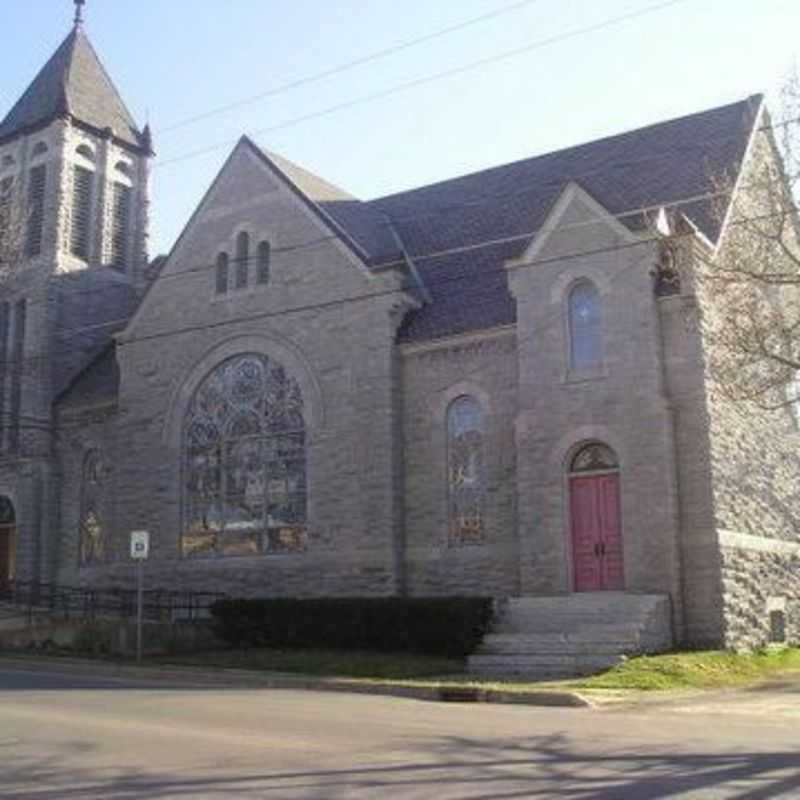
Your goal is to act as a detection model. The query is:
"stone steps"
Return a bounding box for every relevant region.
[468,593,672,679]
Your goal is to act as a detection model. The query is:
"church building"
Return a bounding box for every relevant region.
[1,5,798,656]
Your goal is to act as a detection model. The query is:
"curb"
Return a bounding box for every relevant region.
[0,655,593,708]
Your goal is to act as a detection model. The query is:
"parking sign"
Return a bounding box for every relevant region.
[130,530,150,560]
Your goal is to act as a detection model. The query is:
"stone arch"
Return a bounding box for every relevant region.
[164,332,324,448]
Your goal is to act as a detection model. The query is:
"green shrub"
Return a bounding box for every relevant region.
[209,597,494,658]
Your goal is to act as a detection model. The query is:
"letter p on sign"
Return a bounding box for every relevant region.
[130,530,150,560]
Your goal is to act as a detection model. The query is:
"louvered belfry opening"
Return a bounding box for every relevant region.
[70,165,93,259]
[111,182,132,268]
[25,165,46,257]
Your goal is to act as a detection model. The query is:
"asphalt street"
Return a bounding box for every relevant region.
[1,667,799,799]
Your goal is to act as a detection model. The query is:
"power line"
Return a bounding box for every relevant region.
[158,0,545,135]
[154,0,695,169]
[1,173,796,357]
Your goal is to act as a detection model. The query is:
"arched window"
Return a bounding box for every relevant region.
[447,396,485,545]
[235,231,250,289]
[31,142,48,158]
[568,281,603,370]
[182,353,307,558]
[79,450,106,566]
[215,252,229,294]
[70,164,94,259]
[115,160,133,178]
[257,240,271,285]
[75,144,95,161]
[570,442,618,474]
[1,155,15,170]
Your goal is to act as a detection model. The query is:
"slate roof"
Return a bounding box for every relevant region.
[0,26,145,149]
[370,95,763,342]
[50,269,141,400]
[58,95,762,404]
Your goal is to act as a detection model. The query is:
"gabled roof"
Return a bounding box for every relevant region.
[0,25,145,150]
[368,95,763,342]
[248,97,762,343]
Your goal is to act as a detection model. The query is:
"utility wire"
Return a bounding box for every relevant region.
[158,0,545,135]
[9,205,796,438]
[0,173,797,361]
[154,0,694,169]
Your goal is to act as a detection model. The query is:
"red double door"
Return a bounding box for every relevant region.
[569,474,624,592]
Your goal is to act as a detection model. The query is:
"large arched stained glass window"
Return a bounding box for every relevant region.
[568,281,603,370]
[182,353,307,558]
[447,396,486,545]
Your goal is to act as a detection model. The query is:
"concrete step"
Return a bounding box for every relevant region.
[480,632,642,656]
[468,593,672,679]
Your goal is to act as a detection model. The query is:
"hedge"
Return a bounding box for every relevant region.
[209,597,494,658]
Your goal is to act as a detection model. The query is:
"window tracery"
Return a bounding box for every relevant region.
[570,442,618,473]
[182,353,307,558]
[447,395,485,545]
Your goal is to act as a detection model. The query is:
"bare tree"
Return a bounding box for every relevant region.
[693,73,800,411]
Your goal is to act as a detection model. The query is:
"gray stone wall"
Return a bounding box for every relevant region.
[508,186,683,615]
[400,328,519,596]
[77,142,412,597]
[719,537,800,649]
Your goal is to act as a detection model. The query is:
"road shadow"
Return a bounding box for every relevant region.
[1,733,799,798]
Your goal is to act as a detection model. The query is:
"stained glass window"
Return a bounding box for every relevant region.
[79,450,106,565]
[182,353,307,558]
[570,443,618,473]
[447,396,485,545]
[568,281,603,370]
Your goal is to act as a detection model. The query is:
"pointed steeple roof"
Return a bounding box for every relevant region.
[0,25,146,150]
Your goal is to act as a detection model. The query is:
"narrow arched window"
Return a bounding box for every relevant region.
[235,231,250,289]
[568,281,603,370]
[215,252,229,294]
[79,450,106,566]
[31,142,48,158]
[447,396,485,545]
[257,241,271,285]
[70,165,94,259]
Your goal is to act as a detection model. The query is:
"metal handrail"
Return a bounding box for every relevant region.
[0,581,226,624]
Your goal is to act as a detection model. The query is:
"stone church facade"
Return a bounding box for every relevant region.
[1,14,798,651]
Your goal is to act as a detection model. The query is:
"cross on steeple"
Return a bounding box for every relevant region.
[74,0,86,27]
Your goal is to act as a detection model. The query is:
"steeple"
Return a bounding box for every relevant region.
[74,0,86,28]
[0,10,147,152]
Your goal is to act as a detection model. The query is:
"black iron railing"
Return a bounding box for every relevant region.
[0,581,226,624]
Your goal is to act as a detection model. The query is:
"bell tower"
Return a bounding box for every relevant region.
[0,2,152,584]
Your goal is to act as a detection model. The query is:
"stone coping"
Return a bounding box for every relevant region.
[718,530,800,556]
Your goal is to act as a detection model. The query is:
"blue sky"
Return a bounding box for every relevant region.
[2,0,799,255]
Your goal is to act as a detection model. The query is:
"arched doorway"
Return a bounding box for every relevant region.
[568,443,624,592]
[0,496,16,589]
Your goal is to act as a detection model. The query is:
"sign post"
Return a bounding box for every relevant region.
[130,531,150,664]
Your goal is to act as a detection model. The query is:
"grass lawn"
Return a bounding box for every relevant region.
[565,647,800,691]
[159,646,800,693]
[160,648,465,680]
